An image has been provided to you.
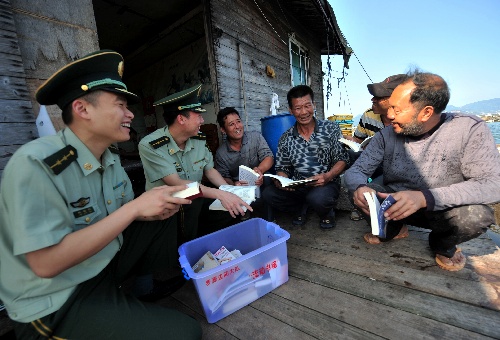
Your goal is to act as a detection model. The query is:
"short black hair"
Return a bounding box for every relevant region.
[163,109,190,126]
[403,71,450,114]
[61,103,72,125]
[287,85,314,108]
[62,90,104,125]
[217,107,240,128]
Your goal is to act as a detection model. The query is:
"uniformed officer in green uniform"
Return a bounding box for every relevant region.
[0,50,201,339]
[139,84,252,241]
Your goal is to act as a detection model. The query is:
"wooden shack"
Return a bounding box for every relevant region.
[0,0,350,180]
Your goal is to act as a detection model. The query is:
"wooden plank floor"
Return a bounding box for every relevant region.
[161,210,500,340]
[1,210,498,339]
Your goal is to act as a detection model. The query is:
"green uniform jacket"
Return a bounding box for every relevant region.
[0,128,134,322]
[138,126,213,190]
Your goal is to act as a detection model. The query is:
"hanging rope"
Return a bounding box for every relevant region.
[340,73,353,115]
[352,52,373,83]
[325,27,332,110]
[251,0,320,72]
[274,0,293,32]
[252,0,287,45]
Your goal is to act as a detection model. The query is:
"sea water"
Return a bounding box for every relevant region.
[487,122,500,144]
[486,122,500,247]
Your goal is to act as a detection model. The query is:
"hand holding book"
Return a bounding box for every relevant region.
[172,181,203,200]
[363,191,396,238]
[209,185,256,215]
[339,136,372,152]
[238,165,263,186]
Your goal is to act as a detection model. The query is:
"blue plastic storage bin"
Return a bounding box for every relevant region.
[178,218,290,323]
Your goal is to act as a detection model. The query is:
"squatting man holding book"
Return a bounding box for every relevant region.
[344,70,500,271]
[0,50,201,339]
[262,85,350,229]
[139,85,252,242]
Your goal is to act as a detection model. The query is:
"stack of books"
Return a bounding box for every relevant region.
[328,114,354,136]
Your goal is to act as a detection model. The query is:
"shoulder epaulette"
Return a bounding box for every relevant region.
[149,136,170,149]
[192,132,206,140]
[108,144,120,154]
[44,145,78,175]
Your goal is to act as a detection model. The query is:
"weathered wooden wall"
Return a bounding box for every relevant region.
[0,0,99,181]
[0,0,36,178]
[11,0,99,127]
[209,0,325,132]
[1,0,334,180]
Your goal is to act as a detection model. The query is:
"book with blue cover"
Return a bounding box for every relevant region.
[363,192,396,238]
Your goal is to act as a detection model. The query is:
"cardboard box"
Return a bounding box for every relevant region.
[178,218,290,323]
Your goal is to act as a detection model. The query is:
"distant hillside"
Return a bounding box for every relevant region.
[446,98,500,114]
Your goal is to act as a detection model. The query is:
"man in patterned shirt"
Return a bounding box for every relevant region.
[262,85,350,229]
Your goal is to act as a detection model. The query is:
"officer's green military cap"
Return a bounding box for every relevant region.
[36,50,139,110]
[153,84,206,113]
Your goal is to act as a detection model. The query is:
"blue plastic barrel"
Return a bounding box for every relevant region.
[260,113,296,157]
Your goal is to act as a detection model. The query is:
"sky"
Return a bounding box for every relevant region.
[322,0,500,119]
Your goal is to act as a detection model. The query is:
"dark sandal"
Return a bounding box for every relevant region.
[350,208,363,221]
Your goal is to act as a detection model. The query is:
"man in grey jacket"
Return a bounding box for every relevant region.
[344,70,500,271]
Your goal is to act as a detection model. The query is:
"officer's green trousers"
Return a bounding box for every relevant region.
[13,217,202,340]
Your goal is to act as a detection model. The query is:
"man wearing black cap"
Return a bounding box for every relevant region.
[0,50,201,339]
[139,84,252,241]
[347,74,406,144]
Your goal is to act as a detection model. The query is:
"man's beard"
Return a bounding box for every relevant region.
[397,114,425,136]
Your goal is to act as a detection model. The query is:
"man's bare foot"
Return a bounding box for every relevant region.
[435,248,466,271]
[363,225,409,245]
